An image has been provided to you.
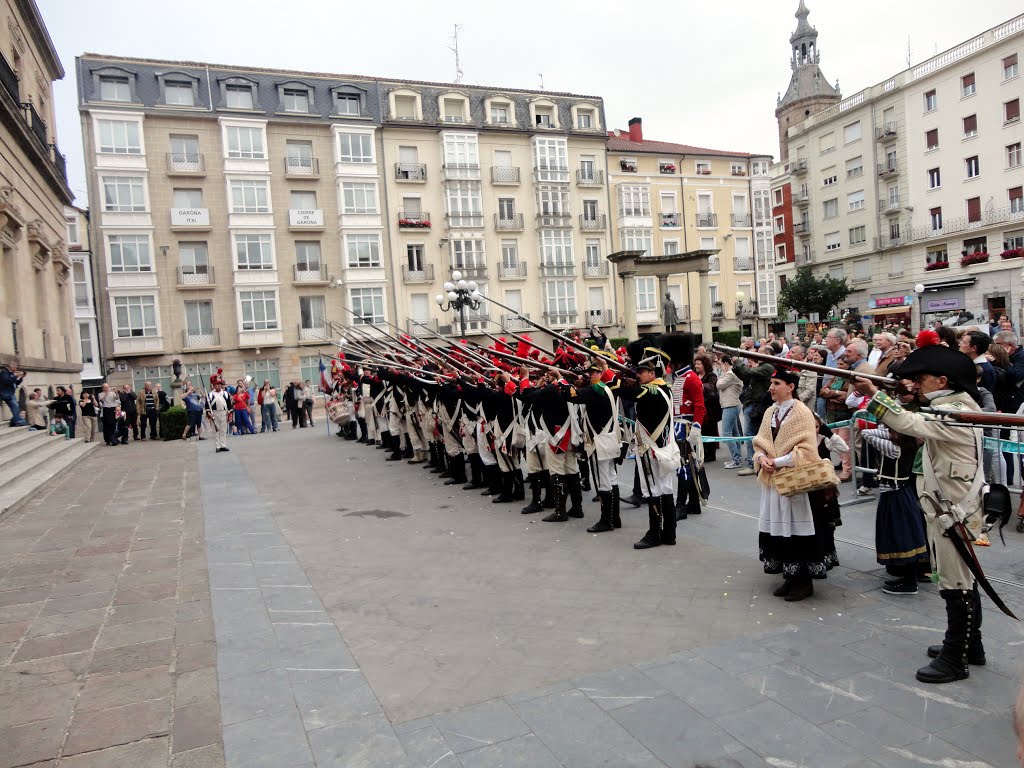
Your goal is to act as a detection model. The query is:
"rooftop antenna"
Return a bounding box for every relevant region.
[906,36,912,67]
[448,24,464,84]
[538,73,544,90]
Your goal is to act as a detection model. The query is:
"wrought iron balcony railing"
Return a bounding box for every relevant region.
[582,260,609,278]
[21,101,47,146]
[877,161,899,177]
[731,213,753,228]
[398,211,431,229]
[576,169,604,185]
[494,213,524,231]
[498,263,527,280]
[587,309,613,325]
[734,256,754,272]
[176,266,215,287]
[791,159,808,174]
[284,156,319,176]
[183,328,220,348]
[401,264,435,283]
[407,318,439,337]
[491,166,520,184]
[660,212,681,228]
[394,162,427,181]
[696,213,718,228]
[298,324,328,342]
[502,313,532,331]
[540,262,576,277]
[292,264,329,283]
[875,123,898,141]
[167,153,205,174]
[580,214,606,231]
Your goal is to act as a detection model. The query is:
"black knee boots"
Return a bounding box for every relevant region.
[540,470,555,509]
[481,464,502,496]
[377,430,390,449]
[521,473,543,514]
[511,472,525,501]
[578,457,591,492]
[587,491,614,533]
[443,454,467,485]
[622,465,642,507]
[492,471,515,503]
[675,484,688,522]
[357,417,368,443]
[386,433,403,461]
[661,494,677,545]
[462,454,483,490]
[611,486,622,529]
[634,497,662,549]
[922,587,984,680]
[565,474,584,518]
[542,476,568,522]
[917,588,974,683]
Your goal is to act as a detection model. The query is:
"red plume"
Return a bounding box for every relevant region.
[915,329,940,348]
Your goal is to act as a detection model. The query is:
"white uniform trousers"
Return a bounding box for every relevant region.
[593,457,617,492]
[477,421,497,466]
[545,447,578,476]
[525,443,548,473]
[211,410,228,450]
[636,451,677,497]
[405,412,425,451]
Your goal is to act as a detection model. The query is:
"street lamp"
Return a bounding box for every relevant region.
[735,290,747,335]
[435,269,482,338]
[914,282,925,333]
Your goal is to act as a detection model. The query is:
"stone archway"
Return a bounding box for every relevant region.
[607,249,719,341]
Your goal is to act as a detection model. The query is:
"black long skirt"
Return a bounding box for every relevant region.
[759,487,839,579]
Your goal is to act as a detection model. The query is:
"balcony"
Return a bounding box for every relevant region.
[398,211,432,230]
[491,166,520,184]
[696,213,718,228]
[877,161,899,178]
[797,250,815,265]
[182,329,220,349]
[176,266,215,288]
[576,169,604,186]
[502,313,532,331]
[587,309,613,325]
[446,213,484,229]
[582,260,609,278]
[166,153,205,175]
[708,255,721,272]
[288,209,325,231]
[580,214,607,231]
[401,264,435,283]
[794,221,810,237]
[731,168,747,177]
[734,256,754,272]
[284,156,319,178]
[878,197,901,213]
[0,52,20,102]
[794,190,810,206]
[791,158,808,175]
[534,165,569,183]
[442,163,481,181]
[540,262,576,278]
[907,204,1024,242]
[498,263,527,280]
[21,101,47,146]
[537,212,572,228]
[394,162,427,181]
[407,318,439,337]
[875,123,898,141]
[730,213,753,228]
[543,311,578,327]
[298,324,328,343]
[711,304,725,319]
[170,207,211,231]
[494,213,524,231]
[292,264,330,284]
[660,212,681,228]
[454,263,488,280]
[872,235,906,250]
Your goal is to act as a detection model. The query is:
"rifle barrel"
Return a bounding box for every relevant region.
[920,407,1024,428]
[711,343,896,387]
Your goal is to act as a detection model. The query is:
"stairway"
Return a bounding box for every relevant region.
[0,424,100,520]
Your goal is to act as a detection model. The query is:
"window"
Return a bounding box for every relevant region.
[849,225,866,245]
[1011,187,1023,214]
[338,133,373,163]
[114,296,157,337]
[819,132,835,154]
[621,228,652,255]
[184,300,214,336]
[451,240,484,269]
[664,241,679,256]
[963,236,987,255]
[285,140,314,172]
[350,287,384,324]
[930,206,943,231]
[100,76,131,102]
[887,184,900,206]
[498,197,515,219]
[1005,54,1020,80]
[773,188,783,206]
[828,265,844,281]
[98,119,141,154]
[490,102,510,124]
[394,95,418,119]
[335,92,360,115]
[730,162,746,176]
[853,259,871,282]
[963,114,978,137]
[180,242,209,274]
[924,90,937,112]
[966,156,980,179]
[226,126,265,158]
[1006,230,1024,251]
[534,137,568,175]
[443,133,480,166]
[843,121,861,143]
[961,72,976,97]
[298,356,320,387]
[406,243,425,271]
[290,190,317,210]
[825,232,841,251]
[282,88,309,113]
[967,196,981,223]
[103,177,146,212]
[1009,143,1023,168]
[618,186,651,217]
[1006,98,1021,124]
[582,199,599,221]
[79,322,94,364]
[822,171,838,186]
[889,219,901,241]
[165,82,194,106]
[501,240,519,268]
[539,230,573,265]
[235,234,273,270]
[293,241,321,271]
[346,234,381,267]
[847,190,864,212]
[225,84,254,109]
[846,156,863,177]
[230,180,270,213]
[577,110,593,129]
[244,359,280,389]
[585,241,601,265]
[636,276,657,312]
[927,247,948,266]
[822,198,838,219]
[535,106,554,127]
[537,186,569,217]
[299,296,326,330]
[543,280,576,316]
[442,97,466,122]
[66,216,80,245]
[926,129,939,150]
[774,216,785,234]
[108,235,151,272]
[776,244,787,262]
[173,188,204,208]
[928,167,941,189]
[695,161,710,175]
[72,261,89,306]
[169,134,199,164]
[239,290,278,331]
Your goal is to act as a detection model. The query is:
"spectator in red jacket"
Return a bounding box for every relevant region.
[232,386,255,435]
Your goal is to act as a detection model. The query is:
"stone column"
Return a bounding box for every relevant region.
[697,269,713,344]
[657,275,670,332]
[620,271,638,341]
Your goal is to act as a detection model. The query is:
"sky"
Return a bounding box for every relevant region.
[40,0,1024,206]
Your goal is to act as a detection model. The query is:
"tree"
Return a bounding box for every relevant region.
[778,267,852,319]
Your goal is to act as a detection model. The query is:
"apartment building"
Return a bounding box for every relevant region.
[775,10,1024,331]
[607,119,775,335]
[1,0,77,398]
[65,205,101,384]
[76,54,616,390]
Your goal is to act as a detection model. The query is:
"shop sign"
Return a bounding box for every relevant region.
[869,295,910,309]
[926,298,962,311]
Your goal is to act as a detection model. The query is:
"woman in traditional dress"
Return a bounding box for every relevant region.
[753,367,828,602]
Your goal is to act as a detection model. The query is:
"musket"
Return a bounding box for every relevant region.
[475,294,632,374]
[405,319,499,375]
[484,346,574,378]
[920,407,1024,429]
[481,329,547,359]
[712,343,897,388]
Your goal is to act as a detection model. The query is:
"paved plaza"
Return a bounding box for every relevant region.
[2,427,1024,767]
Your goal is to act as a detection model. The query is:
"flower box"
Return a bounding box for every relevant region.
[960,251,989,266]
[925,261,949,271]
[659,164,676,173]
[1001,248,1024,260]
[398,219,431,228]
[698,169,712,175]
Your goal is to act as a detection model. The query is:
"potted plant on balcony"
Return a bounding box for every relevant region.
[659,164,675,173]
[959,250,989,266]
[1001,248,1024,259]
[398,218,431,229]
[925,260,949,271]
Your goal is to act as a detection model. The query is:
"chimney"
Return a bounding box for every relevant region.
[628,117,643,142]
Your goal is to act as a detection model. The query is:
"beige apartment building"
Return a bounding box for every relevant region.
[775,9,1024,332]
[1,0,77,407]
[607,119,775,336]
[76,54,617,391]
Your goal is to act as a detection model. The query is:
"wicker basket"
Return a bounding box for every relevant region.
[773,458,838,497]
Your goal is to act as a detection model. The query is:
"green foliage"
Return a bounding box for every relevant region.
[160,406,187,441]
[778,267,853,318]
[609,337,629,349]
[712,330,742,348]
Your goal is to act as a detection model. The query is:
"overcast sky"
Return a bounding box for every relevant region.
[42,0,1023,206]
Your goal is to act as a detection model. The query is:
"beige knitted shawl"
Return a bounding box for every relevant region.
[751,400,819,488]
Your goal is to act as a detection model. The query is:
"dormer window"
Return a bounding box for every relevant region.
[443,98,466,123]
[225,83,254,110]
[535,107,553,127]
[165,81,194,106]
[491,103,509,124]
[282,88,310,113]
[336,93,359,115]
[391,91,421,121]
[100,75,131,102]
[577,110,593,129]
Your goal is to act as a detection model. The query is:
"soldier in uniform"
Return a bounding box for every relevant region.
[854,343,986,683]
[567,362,622,532]
[661,334,706,521]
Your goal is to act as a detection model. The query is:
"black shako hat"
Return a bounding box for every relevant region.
[890,344,980,404]
[771,367,801,387]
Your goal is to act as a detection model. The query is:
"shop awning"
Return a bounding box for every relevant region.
[866,306,912,316]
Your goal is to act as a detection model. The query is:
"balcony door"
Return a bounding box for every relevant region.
[582,199,598,222]
[588,287,604,321]
[409,293,429,322]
